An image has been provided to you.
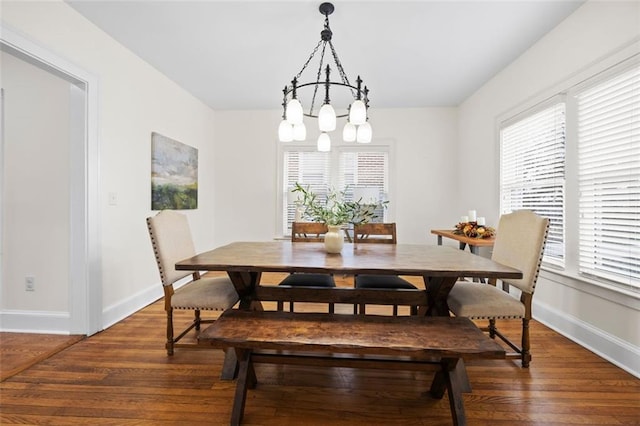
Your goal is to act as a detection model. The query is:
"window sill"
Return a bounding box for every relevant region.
[539,265,640,310]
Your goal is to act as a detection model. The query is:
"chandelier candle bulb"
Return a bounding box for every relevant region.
[468,210,477,222]
[477,217,486,226]
[286,98,303,125]
[317,133,331,152]
[278,120,293,142]
[318,104,337,131]
[349,99,367,125]
[343,122,356,142]
[356,122,372,143]
[292,122,306,141]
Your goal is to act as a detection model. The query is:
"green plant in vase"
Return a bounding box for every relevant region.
[292,182,387,226]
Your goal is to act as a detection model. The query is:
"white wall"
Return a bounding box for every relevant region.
[211,107,458,247]
[1,51,71,313]
[458,0,640,376]
[1,1,218,331]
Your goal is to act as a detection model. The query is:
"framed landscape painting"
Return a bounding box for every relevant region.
[151,132,198,210]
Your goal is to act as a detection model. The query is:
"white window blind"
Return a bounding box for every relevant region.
[281,147,389,234]
[576,64,640,289]
[338,150,388,221]
[500,103,566,265]
[282,150,330,231]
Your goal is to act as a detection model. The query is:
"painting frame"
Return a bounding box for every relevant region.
[151,132,198,210]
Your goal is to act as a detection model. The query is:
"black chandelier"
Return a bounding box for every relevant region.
[278,2,372,151]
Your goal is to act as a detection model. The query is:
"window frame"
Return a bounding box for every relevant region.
[497,53,640,297]
[276,139,395,238]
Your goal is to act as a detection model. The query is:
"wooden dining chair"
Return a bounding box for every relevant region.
[353,223,418,315]
[278,222,337,312]
[146,210,239,355]
[447,210,549,368]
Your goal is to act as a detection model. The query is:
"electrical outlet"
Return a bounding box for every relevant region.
[25,276,35,291]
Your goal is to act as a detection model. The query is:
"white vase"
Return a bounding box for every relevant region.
[324,225,344,254]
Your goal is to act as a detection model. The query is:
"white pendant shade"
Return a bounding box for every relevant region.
[356,121,372,143]
[343,122,356,142]
[286,98,304,125]
[278,120,293,142]
[349,99,367,125]
[318,104,337,131]
[292,122,306,141]
[317,133,331,152]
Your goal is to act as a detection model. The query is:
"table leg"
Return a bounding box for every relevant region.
[437,235,443,245]
[227,271,264,311]
[423,276,457,316]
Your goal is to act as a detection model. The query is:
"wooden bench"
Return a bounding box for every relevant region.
[199,309,505,426]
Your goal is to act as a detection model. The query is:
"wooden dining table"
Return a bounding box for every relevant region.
[176,241,522,391]
[175,241,522,317]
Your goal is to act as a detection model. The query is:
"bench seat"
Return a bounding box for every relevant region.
[199,310,505,425]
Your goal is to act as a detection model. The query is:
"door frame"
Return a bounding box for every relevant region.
[0,24,102,335]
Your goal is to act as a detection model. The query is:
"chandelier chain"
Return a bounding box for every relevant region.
[295,39,323,81]
[309,42,328,116]
[328,40,355,98]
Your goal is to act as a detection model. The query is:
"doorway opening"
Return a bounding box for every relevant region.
[0,25,101,335]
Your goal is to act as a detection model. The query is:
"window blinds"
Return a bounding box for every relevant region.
[500,103,566,265]
[577,64,640,289]
[282,148,389,232]
[338,151,388,222]
[283,150,330,230]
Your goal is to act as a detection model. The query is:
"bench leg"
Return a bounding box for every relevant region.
[230,349,255,426]
[429,358,469,426]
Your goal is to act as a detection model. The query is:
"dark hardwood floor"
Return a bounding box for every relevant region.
[1,273,638,425]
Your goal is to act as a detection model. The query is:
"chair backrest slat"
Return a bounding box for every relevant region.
[354,223,397,244]
[291,222,329,243]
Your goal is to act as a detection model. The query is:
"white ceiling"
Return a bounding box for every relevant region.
[67,0,584,110]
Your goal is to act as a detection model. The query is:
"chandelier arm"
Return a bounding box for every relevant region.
[293,81,361,118]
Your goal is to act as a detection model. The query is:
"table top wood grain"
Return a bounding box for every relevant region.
[176,241,519,280]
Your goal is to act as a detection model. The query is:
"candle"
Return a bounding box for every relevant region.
[468,210,477,222]
[461,216,469,223]
[477,216,486,226]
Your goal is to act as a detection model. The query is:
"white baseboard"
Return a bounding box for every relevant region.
[101,275,198,331]
[0,284,162,335]
[0,310,71,334]
[534,300,640,378]
[0,276,194,335]
[101,282,164,331]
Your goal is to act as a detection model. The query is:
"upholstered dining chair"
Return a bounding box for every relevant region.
[353,223,418,315]
[278,222,336,312]
[147,210,239,355]
[447,210,549,368]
